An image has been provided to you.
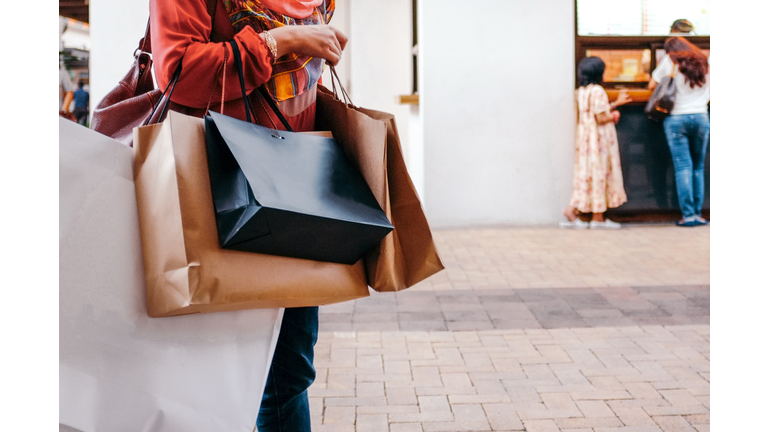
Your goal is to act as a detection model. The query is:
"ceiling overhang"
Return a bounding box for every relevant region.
[60,0,89,24]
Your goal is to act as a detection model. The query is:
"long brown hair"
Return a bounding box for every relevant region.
[664,36,709,88]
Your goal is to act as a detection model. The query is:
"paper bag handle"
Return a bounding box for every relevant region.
[228,39,293,132]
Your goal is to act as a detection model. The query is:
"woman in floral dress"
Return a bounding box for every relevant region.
[561,56,631,229]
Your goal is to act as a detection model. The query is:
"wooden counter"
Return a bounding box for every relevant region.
[606,88,653,103]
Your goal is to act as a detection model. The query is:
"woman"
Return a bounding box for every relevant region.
[649,36,710,227]
[561,56,632,229]
[149,0,346,430]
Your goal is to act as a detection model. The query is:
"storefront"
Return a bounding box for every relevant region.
[574,0,711,220]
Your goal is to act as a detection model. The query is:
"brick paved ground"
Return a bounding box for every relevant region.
[310,225,710,432]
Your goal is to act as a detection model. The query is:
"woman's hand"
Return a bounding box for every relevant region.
[596,111,613,125]
[268,25,348,66]
[648,78,658,91]
[611,110,621,124]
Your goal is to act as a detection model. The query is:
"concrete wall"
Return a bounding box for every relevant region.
[419,0,576,227]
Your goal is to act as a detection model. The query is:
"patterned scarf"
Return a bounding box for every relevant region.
[224,0,335,102]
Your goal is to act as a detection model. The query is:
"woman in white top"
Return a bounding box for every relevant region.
[649,36,710,227]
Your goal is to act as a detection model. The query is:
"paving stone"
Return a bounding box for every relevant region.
[324,397,388,407]
[522,419,562,432]
[556,417,624,429]
[651,415,698,431]
[310,424,356,432]
[323,406,356,425]
[611,407,657,426]
[571,391,633,401]
[576,400,616,417]
[623,383,664,400]
[593,426,663,432]
[389,423,425,432]
[643,405,708,417]
[389,412,455,423]
[482,403,525,430]
[356,413,390,432]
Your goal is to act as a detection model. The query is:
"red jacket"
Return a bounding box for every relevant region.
[149,0,314,131]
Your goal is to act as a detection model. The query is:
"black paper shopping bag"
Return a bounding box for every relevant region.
[204,110,394,265]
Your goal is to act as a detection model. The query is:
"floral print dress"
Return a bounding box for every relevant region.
[568,84,627,213]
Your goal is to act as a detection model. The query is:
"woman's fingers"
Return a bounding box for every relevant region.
[333,27,348,51]
[325,27,345,66]
[274,25,347,65]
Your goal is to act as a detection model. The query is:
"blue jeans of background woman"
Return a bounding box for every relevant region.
[257,306,318,432]
[663,113,710,220]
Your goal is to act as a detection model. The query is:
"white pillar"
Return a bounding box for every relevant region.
[89,0,150,113]
[420,0,576,227]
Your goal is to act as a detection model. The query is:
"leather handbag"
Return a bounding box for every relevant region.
[90,0,219,146]
[204,40,393,265]
[89,25,162,147]
[645,67,677,121]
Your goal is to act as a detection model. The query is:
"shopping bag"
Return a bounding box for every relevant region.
[645,69,677,122]
[205,110,393,265]
[60,118,282,432]
[315,84,444,292]
[205,40,392,265]
[133,110,370,317]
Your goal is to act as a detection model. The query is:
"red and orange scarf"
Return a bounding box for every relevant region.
[224,0,335,102]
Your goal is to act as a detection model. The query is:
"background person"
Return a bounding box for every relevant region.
[149,0,346,430]
[649,36,710,227]
[670,18,694,35]
[59,62,76,121]
[561,57,632,229]
[72,81,89,126]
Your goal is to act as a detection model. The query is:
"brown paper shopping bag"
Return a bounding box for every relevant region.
[133,111,369,317]
[315,86,444,292]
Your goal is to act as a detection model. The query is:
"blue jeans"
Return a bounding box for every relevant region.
[663,114,710,219]
[257,306,318,432]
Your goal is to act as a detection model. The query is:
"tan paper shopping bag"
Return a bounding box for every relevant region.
[315,86,444,292]
[133,111,369,317]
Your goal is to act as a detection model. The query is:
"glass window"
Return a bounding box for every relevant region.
[585,49,652,83]
[577,0,710,36]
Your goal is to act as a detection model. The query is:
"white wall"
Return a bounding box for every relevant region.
[346,0,414,169]
[90,0,149,115]
[420,0,576,227]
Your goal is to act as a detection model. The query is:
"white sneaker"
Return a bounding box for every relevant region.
[589,219,622,229]
[559,219,590,229]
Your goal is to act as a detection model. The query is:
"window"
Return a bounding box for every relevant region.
[574,0,710,89]
[577,0,710,36]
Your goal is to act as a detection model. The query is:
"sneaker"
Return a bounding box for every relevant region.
[559,219,590,229]
[589,219,622,229]
[693,216,709,226]
[676,218,697,227]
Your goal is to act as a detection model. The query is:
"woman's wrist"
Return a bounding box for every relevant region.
[260,31,278,62]
[266,26,297,59]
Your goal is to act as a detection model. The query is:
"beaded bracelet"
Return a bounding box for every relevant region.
[261,31,278,63]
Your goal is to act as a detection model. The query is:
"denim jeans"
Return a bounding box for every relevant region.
[257,306,318,432]
[663,113,710,219]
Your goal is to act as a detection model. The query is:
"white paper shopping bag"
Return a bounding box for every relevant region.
[59,118,282,432]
